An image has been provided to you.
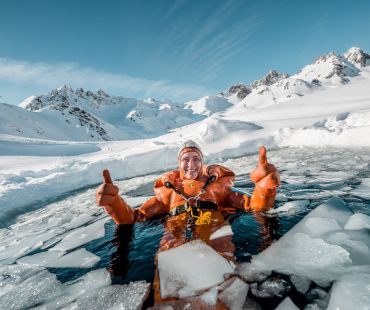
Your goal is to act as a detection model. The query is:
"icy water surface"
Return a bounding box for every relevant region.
[0,147,369,309]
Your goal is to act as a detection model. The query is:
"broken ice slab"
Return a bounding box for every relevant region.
[236,262,270,283]
[17,249,64,267]
[351,178,370,199]
[0,265,63,309]
[51,217,109,252]
[0,228,61,264]
[274,296,299,310]
[218,277,249,310]
[157,240,235,299]
[46,248,100,268]
[344,213,370,230]
[249,197,370,283]
[250,278,290,298]
[200,287,218,306]
[248,196,370,309]
[327,273,370,310]
[290,274,311,294]
[38,269,113,308]
[266,199,309,214]
[61,281,150,310]
[209,224,233,240]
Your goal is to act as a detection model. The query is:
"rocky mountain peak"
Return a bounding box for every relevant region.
[251,70,289,89]
[227,83,251,99]
[344,47,370,67]
[314,51,341,65]
[20,86,118,111]
[144,97,157,104]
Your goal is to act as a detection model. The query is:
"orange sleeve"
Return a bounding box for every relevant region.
[134,196,170,221]
[249,187,276,212]
[207,165,235,180]
[221,190,250,214]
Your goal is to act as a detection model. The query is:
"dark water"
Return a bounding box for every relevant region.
[32,147,370,308]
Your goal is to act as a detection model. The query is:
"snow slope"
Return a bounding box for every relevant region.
[3,86,204,141]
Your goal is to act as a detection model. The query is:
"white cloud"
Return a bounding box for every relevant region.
[0,58,214,104]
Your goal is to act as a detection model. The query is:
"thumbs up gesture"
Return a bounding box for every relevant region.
[96,169,120,207]
[250,146,280,189]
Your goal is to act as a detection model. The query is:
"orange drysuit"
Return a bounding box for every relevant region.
[96,146,280,225]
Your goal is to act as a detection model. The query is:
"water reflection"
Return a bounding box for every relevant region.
[109,224,134,284]
[253,212,281,252]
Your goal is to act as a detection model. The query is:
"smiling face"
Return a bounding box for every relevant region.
[179,151,203,180]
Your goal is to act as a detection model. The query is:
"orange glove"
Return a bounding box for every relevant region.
[96,169,135,224]
[249,146,280,212]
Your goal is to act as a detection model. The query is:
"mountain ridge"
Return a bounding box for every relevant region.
[1,46,368,142]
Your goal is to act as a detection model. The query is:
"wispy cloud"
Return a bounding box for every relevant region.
[0,58,214,104]
[156,0,265,83]
[161,0,188,24]
[195,15,262,82]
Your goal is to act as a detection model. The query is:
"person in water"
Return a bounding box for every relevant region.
[96,140,281,225]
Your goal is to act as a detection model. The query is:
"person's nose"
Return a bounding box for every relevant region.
[188,159,197,168]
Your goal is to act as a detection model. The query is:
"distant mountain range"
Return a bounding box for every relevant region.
[1,47,369,141]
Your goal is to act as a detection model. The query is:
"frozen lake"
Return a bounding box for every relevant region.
[0,147,369,309]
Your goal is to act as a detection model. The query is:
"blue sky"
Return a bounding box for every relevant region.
[1,0,370,104]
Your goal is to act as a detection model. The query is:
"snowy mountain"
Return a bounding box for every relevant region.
[1,47,369,143]
[224,47,370,113]
[183,95,233,116]
[10,86,204,141]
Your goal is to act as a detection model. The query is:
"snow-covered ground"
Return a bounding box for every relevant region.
[0,47,370,308]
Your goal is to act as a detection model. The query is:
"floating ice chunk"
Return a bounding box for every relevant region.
[63,214,94,230]
[218,277,249,310]
[275,297,299,310]
[0,265,62,309]
[262,232,352,273]
[344,213,370,230]
[63,281,150,310]
[250,197,357,283]
[209,224,233,240]
[158,240,235,299]
[250,278,290,298]
[266,200,309,214]
[37,268,112,309]
[327,273,370,310]
[17,249,64,267]
[200,287,218,306]
[351,178,370,199]
[46,248,100,268]
[64,268,111,295]
[290,274,311,294]
[0,264,40,287]
[324,230,370,265]
[305,217,342,237]
[0,229,61,264]
[51,217,108,251]
[325,231,350,244]
[302,197,353,227]
[236,262,270,282]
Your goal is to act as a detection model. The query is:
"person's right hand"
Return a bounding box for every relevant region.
[250,146,280,189]
[96,169,120,207]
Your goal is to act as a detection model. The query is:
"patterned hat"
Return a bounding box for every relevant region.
[177,140,203,160]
